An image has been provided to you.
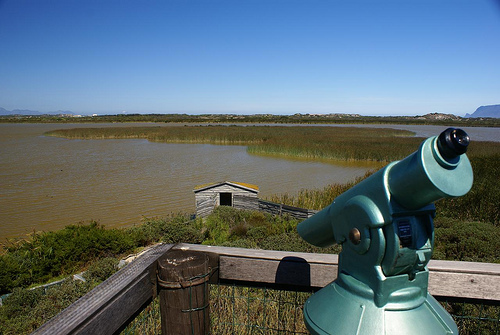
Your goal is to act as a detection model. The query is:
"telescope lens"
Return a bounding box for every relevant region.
[437,128,470,160]
[453,129,470,148]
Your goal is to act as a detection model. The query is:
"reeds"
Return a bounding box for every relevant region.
[121,284,311,335]
[46,126,418,162]
[46,125,500,163]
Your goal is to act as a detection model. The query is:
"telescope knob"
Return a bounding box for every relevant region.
[437,128,469,160]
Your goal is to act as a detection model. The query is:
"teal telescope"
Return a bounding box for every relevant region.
[297,128,473,335]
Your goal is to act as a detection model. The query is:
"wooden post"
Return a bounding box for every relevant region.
[157,250,211,335]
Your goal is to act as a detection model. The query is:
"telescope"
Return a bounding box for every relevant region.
[297,128,473,335]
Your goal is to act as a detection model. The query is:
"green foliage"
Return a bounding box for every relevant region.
[434,218,500,263]
[83,257,119,282]
[259,232,341,254]
[200,206,341,254]
[128,214,204,245]
[0,280,96,335]
[436,155,500,226]
[0,221,136,294]
[202,206,300,246]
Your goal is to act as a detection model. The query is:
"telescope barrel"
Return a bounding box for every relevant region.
[297,206,336,247]
[388,128,473,209]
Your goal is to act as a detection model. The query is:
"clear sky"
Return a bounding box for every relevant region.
[0,0,499,116]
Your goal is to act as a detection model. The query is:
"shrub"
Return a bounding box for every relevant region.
[84,257,119,283]
[0,221,136,294]
[434,218,500,263]
[159,220,204,244]
[0,279,95,335]
[436,155,500,226]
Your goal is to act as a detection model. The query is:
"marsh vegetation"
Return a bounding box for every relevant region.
[45,125,500,161]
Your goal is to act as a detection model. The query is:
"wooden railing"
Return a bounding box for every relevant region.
[32,243,500,334]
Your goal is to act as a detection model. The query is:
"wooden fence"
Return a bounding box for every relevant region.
[258,200,318,220]
[32,243,500,334]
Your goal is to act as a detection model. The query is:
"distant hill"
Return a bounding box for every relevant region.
[0,107,74,116]
[465,105,500,118]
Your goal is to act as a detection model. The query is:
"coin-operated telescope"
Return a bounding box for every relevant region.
[297,128,473,335]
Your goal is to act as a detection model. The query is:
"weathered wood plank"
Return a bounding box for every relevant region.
[174,244,500,302]
[219,256,337,289]
[258,200,318,219]
[32,243,175,335]
[428,272,500,301]
[428,259,500,275]
[174,244,339,264]
[427,259,500,300]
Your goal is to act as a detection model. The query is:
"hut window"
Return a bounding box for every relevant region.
[220,192,232,206]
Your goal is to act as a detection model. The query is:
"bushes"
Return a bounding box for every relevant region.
[0,256,122,334]
[200,206,342,254]
[202,206,299,246]
[436,155,500,226]
[434,218,500,263]
[83,257,119,282]
[0,221,137,294]
[129,215,205,245]
[0,280,96,335]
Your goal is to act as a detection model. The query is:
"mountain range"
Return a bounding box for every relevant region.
[2,105,500,118]
[0,107,74,116]
[465,105,500,118]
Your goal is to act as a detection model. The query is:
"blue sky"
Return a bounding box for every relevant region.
[0,0,499,116]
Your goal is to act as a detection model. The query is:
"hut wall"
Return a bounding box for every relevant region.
[195,183,258,218]
[195,195,217,218]
[233,194,259,211]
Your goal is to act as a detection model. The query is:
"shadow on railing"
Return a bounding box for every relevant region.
[31,243,500,335]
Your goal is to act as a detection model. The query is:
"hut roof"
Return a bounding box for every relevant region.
[193,181,259,193]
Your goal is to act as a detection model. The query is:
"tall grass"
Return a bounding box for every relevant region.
[46,126,419,162]
[46,125,500,163]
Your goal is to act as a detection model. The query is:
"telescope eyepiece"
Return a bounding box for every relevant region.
[437,128,469,160]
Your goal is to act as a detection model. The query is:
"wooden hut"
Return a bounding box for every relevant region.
[193,181,259,217]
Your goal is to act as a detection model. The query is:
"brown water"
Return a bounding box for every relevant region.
[0,123,376,240]
[2,123,498,241]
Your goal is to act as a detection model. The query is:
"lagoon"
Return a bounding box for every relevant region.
[1,123,497,241]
